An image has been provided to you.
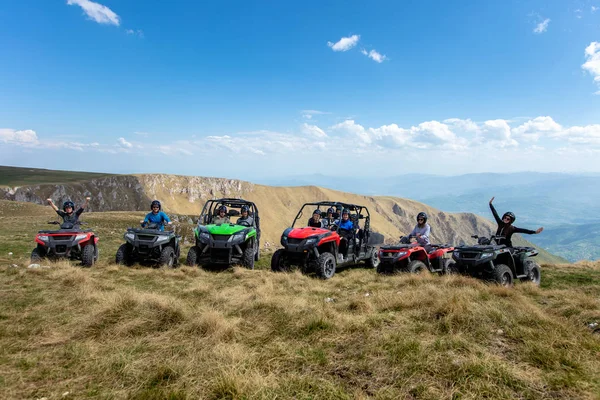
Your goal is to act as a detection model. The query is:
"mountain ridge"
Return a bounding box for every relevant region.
[0,166,565,264]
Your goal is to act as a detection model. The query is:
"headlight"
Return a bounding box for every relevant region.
[305,238,318,246]
[395,251,407,257]
[75,234,88,241]
[125,233,135,241]
[453,252,461,259]
[481,252,493,258]
[199,232,210,242]
[157,235,169,241]
[232,232,246,242]
[38,235,49,241]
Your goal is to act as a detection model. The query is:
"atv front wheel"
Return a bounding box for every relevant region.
[376,262,393,274]
[271,249,291,272]
[115,243,133,266]
[407,260,427,274]
[242,241,255,270]
[521,260,541,286]
[365,248,380,268]
[492,264,514,287]
[82,244,96,267]
[159,246,176,268]
[316,252,336,279]
[31,246,44,263]
[443,259,459,275]
[186,246,199,266]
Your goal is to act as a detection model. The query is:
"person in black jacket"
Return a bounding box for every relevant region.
[489,197,543,247]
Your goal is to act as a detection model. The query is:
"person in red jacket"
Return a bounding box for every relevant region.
[489,197,543,247]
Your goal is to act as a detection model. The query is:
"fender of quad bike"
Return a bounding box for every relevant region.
[427,246,454,260]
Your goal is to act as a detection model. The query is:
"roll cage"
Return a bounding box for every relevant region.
[198,198,260,230]
[291,201,371,232]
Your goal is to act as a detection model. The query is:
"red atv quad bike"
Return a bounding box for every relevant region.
[271,201,384,279]
[31,221,99,267]
[377,235,455,274]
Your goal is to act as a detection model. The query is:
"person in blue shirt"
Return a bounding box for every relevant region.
[141,200,172,231]
[333,208,358,261]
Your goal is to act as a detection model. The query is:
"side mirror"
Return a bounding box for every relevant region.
[358,214,365,219]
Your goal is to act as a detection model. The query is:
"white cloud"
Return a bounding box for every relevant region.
[512,116,562,142]
[331,120,372,144]
[443,118,480,133]
[0,129,39,144]
[126,29,144,38]
[67,0,120,26]
[117,137,133,148]
[478,120,518,147]
[582,42,600,93]
[533,18,550,34]
[301,109,330,119]
[361,48,387,63]
[327,35,360,52]
[593,6,599,13]
[301,123,327,138]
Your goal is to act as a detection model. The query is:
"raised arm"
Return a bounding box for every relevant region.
[81,197,91,209]
[489,197,502,224]
[514,226,543,235]
[46,198,59,212]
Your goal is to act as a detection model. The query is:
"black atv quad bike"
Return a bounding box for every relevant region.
[450,235,541,287]
[271,201,383,279]
[32,221,99,267]
[115,222,181,268]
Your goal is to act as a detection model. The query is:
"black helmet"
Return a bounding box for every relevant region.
[502,212,516,223]
[417,212,428,223]
[151,200,161,210]
[218,205,227,213]
[342,208,350,215]
[327,207,334,214]
[240,205,249,213]
[62,201,75,211]
[312,209,321,216]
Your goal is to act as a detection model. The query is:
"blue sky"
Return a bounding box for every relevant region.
[1,0,599,179]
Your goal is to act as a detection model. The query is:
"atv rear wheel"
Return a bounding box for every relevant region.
[242,241,255,270]
[316,252,336,279]
[407,260,427,274]
[492,264,514,287]
[31,246,44,263]
[365,248,380,268]
[159,246,176,268]
[82,244,96,267]
[116,243,133,266]
[521,260,541,286]
[186,246,199,266]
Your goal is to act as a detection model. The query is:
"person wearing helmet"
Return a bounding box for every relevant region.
[237,205,254,226]
[141,200,172,231]
[47,196,90,225]
[321,207,335,229]
[410,212,432,250]
[307,209,323,228]
[489,197,543,247]
[213,205,230,225]
[335,208,358,261]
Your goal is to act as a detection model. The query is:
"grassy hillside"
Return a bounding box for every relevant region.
[527,223,600,262]
[1,200,598,398]
[0,165,113,187]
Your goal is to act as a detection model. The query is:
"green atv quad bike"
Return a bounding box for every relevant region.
[186,198,260,269]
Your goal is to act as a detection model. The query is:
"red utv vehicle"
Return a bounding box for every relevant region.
[377,235,454,274]
[271,201,384,279]
[31,221,99,267]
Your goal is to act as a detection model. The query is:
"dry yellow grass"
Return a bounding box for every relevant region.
[1,259,599,399]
